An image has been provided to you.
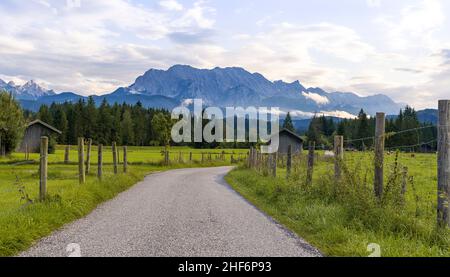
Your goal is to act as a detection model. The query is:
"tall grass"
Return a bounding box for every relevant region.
[226,151,450,256]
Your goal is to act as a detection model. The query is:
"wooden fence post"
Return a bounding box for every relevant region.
[85,138,92,175]
[287,145,292,178]
[78,137,85,184]
[123,146,128,173]
[334,136,344,180]
[164,149,170,166]
[98,144,103,180]
[112,142,118,174]
[64,145,70,164]
[374,112,385,199]
[201,152,205,163]
[39,136,48,201]
[306,141,315,185]
[189,152,193,162]
[437,100,450,227]
[271,152,277,177]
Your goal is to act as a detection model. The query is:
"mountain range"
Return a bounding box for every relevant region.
[1,65,409,118]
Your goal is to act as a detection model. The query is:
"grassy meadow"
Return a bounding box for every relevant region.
[225,151,449,257]
[0,146,248,256]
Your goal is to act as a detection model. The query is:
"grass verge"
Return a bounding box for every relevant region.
[225,167,450,257]
[0,160,232,257]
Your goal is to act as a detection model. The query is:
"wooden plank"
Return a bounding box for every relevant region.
[437,100,450,227]
[64,145,70,164]
[112,142,118,174]
[78,137,85,184]
[85,138,92,174]
[374,112,385,199]
[123,146,128,173]
[98,144,103,180]
[306,141,315,185]
[334,136,344,180]
[287,145,292,178]
[39,136,48,201]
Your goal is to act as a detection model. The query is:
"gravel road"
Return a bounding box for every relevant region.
[20,167,321,257]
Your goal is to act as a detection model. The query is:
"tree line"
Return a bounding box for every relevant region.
[33,97,174,147]
[305,106,437,151]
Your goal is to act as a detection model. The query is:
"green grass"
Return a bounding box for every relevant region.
[0,146,247,257]
[225,151,450,257]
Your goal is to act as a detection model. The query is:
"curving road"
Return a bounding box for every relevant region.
[20,167,321,257]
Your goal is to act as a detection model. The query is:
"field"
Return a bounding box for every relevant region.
[0,146,248,256]
[225,151,449,257]
[1,144,446,257]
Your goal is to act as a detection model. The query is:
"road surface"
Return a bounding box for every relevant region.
[20,167,321,257]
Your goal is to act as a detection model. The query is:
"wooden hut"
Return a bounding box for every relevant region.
[269,128,304,154]
[18,120,62,153]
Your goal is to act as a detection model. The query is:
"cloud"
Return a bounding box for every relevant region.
[302,92,330,105]
[375,0,445,51]
[159,0,183,11]
[0,0,217,95]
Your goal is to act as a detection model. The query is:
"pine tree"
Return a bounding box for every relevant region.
[96,99,112,145]
[53,107,68,144]
[121,109,135,145]
[0,91,25,154]
[356,109,371,150]
[37,105,53,125]
[283,112,295,132]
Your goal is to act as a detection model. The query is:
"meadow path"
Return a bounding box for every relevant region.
[20,167,320,257]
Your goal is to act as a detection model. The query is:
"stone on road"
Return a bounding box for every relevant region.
[20,167,321,257]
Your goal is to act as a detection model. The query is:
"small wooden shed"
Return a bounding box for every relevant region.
[270,128,304,154]
[18,120,62,153]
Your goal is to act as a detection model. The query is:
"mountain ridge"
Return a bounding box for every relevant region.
[0,65,404,118]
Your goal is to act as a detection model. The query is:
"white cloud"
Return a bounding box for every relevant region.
[0,0,217,95]
[159,0,183,11]
[302,92,330,105]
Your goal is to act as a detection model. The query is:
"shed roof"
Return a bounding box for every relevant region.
[27,119,62,134]
[271,128,304,142]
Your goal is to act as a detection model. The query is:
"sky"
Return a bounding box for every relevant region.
[0,0,449,109]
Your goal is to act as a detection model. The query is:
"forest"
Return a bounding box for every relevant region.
[301,107,437,151]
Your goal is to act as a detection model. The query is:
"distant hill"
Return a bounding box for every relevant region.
[1,65,403,117]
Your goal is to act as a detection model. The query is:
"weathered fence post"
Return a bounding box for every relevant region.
[112,142,118,174]
[437,100,450,227]
[189,152,193,162]
[25,144,28,160]
[178,151,182,163]
[334,136,344,180]
[85,138,92,175]
[39,136,48,201]
[201,152,205,163]
[98,144,103,180]
[123,146,128,173]
[374,112,385,199]
[64,145,70,164]
[287,145,292,178]
[78,137,85,184]
[271,152,277,177]
[306,141,315,185]
[164,148,170,166]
